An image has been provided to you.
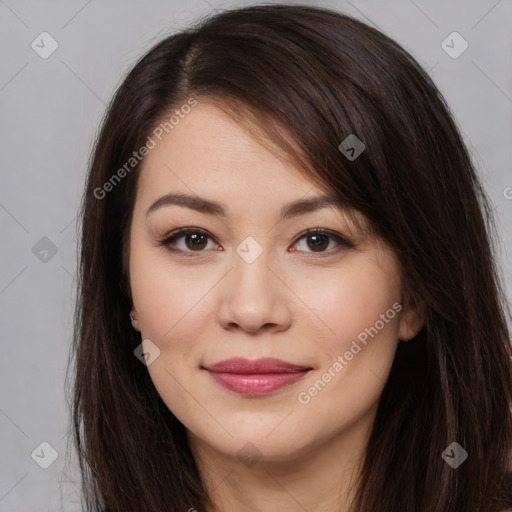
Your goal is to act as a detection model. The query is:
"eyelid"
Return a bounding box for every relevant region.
[292,227,355,249]
[159,226,354,257]
[159,227,219,257]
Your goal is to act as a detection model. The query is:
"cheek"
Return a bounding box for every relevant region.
[129,249,215,424]
[291,261,401,432]
[130,243,215,342]
[290,255,401,356]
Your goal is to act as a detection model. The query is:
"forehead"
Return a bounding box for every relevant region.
[135,102,329,212]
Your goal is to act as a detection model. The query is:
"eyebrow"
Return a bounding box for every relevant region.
[145,192,345,220]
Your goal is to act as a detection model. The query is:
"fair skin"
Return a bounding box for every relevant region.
[128,101,425,512]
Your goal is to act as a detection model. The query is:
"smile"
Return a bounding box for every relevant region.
[205,370,311,395]
[202,357,313,396]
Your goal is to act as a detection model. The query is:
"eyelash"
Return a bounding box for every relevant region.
[158,227,354,258]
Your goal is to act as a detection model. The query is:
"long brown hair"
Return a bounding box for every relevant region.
[65,4,512,511]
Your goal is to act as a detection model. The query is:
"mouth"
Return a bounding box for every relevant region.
[202,357,313,396]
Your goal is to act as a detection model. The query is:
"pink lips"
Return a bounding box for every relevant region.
[203,357,312,396]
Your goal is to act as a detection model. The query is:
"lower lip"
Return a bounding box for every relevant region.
[206,370,310,395]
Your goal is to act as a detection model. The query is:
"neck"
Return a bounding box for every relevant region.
[186,405,376,512]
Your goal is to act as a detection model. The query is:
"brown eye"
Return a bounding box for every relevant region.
[161,228,217,255]
[305,233,330,252]
[291,228,354,256]
[183,232,208,251]
[160,227,353,258]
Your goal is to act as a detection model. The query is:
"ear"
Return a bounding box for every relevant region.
[130,308,141,332]
[398,293,426,341]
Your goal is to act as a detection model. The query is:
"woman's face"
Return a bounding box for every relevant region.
[128,101,424,464]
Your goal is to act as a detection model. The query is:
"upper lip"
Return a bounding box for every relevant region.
[203,357,312,374]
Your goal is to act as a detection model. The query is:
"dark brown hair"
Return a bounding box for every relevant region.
[66,4,512,511]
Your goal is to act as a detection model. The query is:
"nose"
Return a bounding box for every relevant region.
[214,246,293,334]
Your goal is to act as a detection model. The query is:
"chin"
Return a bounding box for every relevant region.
[209,431,313,464]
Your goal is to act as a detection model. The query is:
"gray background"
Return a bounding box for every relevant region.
[0,0,511,510]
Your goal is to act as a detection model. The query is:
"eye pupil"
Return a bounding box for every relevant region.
[308,234,329,251]
[186,233,207,250]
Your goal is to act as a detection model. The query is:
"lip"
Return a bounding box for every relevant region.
[202,357,312,396]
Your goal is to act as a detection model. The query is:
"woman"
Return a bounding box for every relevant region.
[66,4,512,511]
